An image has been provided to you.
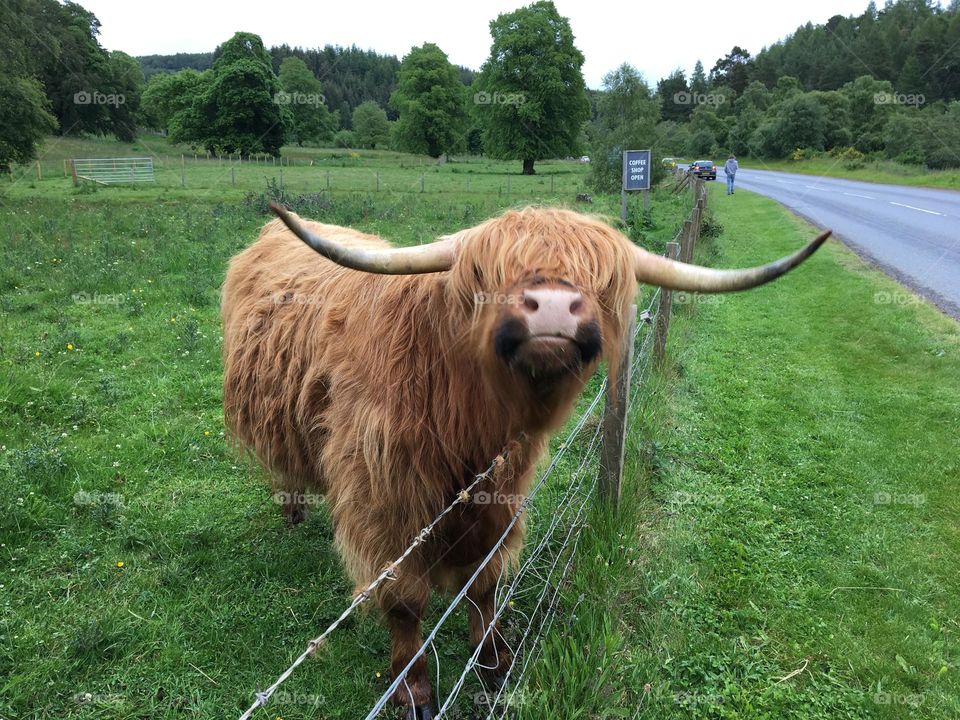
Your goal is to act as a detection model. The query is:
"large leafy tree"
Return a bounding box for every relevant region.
[103,51,144,142]
[0,0,57,170]
[0,76,57,173]
[140,69,208,132]
[656,69,692,123]
[710,46,753,96]
[351,101,391,149]
[474,1,589,174]
[1,0,148,147]
[277,57,337,146]
[389,43,468,157]
[195,32,287,156]
[690,61,708,97]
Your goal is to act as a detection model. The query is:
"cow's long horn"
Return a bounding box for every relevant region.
[632,230,831,292]
[269,202,457,274]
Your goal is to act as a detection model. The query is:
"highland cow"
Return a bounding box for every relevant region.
[222,203,829,719]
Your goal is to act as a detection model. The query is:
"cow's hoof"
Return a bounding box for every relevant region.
[283,502,307,525]
[404,704,434,720]
[481,670,507,691]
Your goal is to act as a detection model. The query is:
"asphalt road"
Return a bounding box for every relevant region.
[695,167,960,318]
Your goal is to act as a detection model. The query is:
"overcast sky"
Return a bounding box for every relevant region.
[86,0,889,87]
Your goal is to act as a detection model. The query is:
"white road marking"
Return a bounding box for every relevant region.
[889,201,944,216]
[804,185,829,191]
[843,192,875,200]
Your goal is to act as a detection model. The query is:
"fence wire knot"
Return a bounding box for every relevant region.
[307,637,327,657]
[457,489,471,503]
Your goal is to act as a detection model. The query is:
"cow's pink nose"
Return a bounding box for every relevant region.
[520,288,584,338]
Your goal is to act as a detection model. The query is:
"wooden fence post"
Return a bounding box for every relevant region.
[653,242,681,365]
[599,304,638,507]
[679,219,694,264]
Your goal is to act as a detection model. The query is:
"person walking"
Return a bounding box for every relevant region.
[724,154,739,195]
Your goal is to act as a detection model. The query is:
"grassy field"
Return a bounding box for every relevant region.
[0,140,687,719]
[516,185,960,718]
[737,156,960,190]
[1,136,588,203]
[3,134,958,719]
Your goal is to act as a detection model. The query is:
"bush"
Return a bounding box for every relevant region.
[333,130,355,148]
[830,146,865,170]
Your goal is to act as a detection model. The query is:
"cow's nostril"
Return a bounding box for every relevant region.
[569,299,583,314]
[523,296,539,312]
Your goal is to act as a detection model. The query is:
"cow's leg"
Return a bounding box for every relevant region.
[379,572,434,719]
[467,553,512,688]
[274,474,309,525]
[282,492,307,524]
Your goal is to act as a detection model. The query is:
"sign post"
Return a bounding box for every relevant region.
[621,149,652,224]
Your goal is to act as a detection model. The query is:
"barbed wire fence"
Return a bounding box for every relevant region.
[238,178,708,719]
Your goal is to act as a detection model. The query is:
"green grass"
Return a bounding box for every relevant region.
[4,133,958,719]
[2,135,588,203]
[517,185,960,718]
[738,156,960,190]
[0,140,690,719]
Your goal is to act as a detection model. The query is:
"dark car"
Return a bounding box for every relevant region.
[689,160,717,180]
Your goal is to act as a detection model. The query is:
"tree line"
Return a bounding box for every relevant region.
[654,0,960,168]
[2,0,957,176]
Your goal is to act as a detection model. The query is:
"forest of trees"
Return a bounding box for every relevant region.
[654,0,960,168]
[0,0,145,169]
[137,45,476,129]
[2,0,957,174]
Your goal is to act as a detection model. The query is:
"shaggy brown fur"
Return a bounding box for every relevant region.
[221,206,638,709]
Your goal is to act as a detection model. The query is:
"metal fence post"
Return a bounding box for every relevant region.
[599,303,638,507]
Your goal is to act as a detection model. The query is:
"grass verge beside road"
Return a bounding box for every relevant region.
[517,185,960,718]
[739,156,960,190]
